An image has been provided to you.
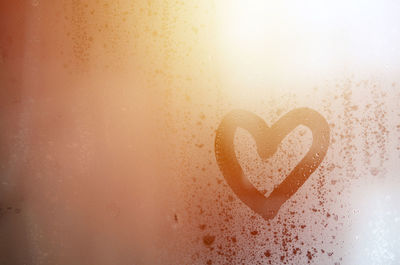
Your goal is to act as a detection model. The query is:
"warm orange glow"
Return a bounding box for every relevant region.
[1,0,400,264]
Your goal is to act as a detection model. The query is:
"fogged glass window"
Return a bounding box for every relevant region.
[1,1,400,265]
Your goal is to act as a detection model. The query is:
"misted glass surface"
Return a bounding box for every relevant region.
[1,1,400,264]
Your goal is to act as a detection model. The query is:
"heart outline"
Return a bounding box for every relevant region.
[214,108,330,220]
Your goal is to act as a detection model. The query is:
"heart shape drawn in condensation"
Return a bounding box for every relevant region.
[214,108,330,220]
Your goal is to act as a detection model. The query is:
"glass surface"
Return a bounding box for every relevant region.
[1,1,400,264]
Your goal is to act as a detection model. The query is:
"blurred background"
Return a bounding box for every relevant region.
[1,0,400,264]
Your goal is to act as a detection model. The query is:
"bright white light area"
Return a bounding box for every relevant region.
[215,0,400,97]
[217,0,273,53]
